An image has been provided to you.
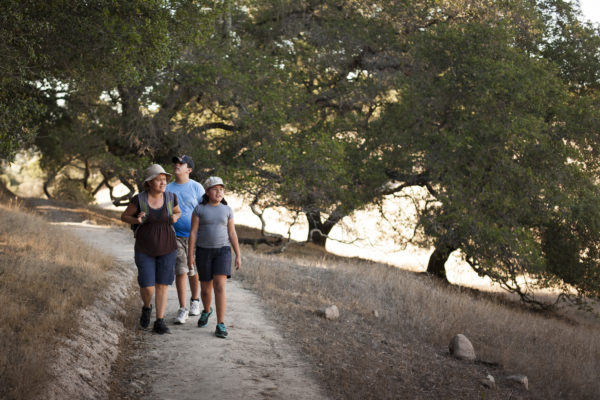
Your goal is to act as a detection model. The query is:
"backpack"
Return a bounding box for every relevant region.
[131,191,175,237]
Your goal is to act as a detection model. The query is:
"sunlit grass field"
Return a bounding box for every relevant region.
[0,202,112,400]
[235,235,600,399]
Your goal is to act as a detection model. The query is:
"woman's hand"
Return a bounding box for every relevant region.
[121,202,143,225]
[171,204,182,224]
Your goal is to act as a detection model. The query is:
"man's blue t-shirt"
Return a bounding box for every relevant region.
[166,179,205,237]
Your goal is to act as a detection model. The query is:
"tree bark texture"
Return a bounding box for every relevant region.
[426,244,456,282]
[306,210,339,247]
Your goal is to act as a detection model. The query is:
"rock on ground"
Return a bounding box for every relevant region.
[449,333,476,361]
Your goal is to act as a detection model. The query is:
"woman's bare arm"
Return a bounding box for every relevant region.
[188,214,199,268]
[121,202,144,225]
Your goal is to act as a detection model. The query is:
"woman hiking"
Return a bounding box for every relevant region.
[121,164,181,334]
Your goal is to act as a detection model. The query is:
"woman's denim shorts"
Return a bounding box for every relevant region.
[134,250,176,288]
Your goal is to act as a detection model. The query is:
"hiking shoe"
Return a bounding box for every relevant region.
[189,299,201,316]
[140,305,152,328]
[175,307,188,324]
[215,323,228,338]
[197,307,213,327]
[153,318,171,334]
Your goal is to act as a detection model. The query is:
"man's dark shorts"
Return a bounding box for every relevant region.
[134,250,176,288]
[195,246,232,282]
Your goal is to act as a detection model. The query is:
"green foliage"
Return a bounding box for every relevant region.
[52,178,95,204]
[374,16,600,300]
[209,1,400,238]
[540,177,600,298]
[2,1,223,200]
[0,0,172,161]
[539,0,600,91]
[0,89,42,160]
[5,0,600,301]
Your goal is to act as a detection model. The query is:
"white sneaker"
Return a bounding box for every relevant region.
[189,299,201,316]
[175,307,188,324]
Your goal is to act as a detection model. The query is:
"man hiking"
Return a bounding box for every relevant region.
[166,155,205,324]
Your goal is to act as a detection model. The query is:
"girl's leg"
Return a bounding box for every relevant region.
[196,247,214,313]
[140,286,154,307]
[155,284,169,319]
[213,274,227,323]
[200,280,213,312]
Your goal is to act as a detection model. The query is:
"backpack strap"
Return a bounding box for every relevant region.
[164,191,174,219]
[138,191,149,224]
[165,191,176,234]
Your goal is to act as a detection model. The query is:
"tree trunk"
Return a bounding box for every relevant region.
[426,244,456,282]
[0,180,15,200]
[43,170,58,200]
[306,210,336,247]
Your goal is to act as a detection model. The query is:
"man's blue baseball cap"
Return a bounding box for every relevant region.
[172,155,194,169]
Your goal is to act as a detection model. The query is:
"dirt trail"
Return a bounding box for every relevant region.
[58,221,328,400]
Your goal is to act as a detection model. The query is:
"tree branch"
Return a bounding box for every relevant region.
[384,170,438,197]
[191,122,237,134]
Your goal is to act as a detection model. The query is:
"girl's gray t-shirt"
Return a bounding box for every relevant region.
[193,203,233,248]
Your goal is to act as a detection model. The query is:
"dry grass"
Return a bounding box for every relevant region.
[4,192,596,399]
[0,203,113,400]
[235,238,600,399]
[20,197,126,226]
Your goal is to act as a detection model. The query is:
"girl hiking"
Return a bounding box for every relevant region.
[188,176,241,338]
[121,164,181,334]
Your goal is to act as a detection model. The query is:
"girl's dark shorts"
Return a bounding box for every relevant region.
[134,250,176,288]
[195,246,232,282]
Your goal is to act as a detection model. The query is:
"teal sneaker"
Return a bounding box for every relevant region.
[197,307,213,327]
[215,322,228,338]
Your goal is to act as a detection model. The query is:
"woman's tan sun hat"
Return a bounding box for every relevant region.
[143,164,171,183]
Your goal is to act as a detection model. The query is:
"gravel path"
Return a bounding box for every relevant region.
[57,221,328,400]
